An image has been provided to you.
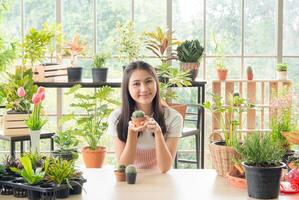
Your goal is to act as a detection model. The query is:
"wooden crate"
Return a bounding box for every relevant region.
[2,113,29,136]
[33,64,68,82]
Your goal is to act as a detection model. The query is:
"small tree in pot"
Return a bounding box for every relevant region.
[61,84,119,168]
[177,39,204,81]
[233,133,285,199]
[92,53,109,82]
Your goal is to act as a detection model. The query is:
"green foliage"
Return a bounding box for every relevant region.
[25,103,47,130]
[212,33,226,70]
[0,164,6,174]
[125,164,136,174]
[22,24,54,66]
[131,110,145,119]
[202,93,253,146]
[276,63,288,71]
[92,53,109,68]
[0,67,37,112]
[116,164,126,172]
[233,133,285,167]
[115,21,143,63]
[177,39,204,63]
[22,152,45,170]
[44,23,63,62]
[0,36,17,72]
[61,85,119,150]
[246,66,253,74]
[53,129,79,152]
[11,156,48,185]
[46,158,75,186]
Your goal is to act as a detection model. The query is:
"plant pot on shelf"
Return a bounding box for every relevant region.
[243,162,285,199]
[114,171,126,182]
[92,68,108,82]
[30,130,41,153]
[81,146,106,168]
[276,71,288,80]
[180,62,199,81]
[217,69,228,81]
[67,67,82,82]
[209,141,240,176]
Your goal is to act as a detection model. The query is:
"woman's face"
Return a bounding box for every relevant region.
[128,69,157,107]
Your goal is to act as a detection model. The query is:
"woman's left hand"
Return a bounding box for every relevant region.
[146,118,162,135]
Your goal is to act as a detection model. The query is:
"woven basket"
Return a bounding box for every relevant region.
[209,141,240,176]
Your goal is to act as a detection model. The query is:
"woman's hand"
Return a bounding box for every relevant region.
[146,117,162,135]
[128,120,147,133]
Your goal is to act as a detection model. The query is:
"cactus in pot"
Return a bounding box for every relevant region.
[131,110,145,127]
[114,164,126,182]
[125,164,137,184]
[246,66,253,80]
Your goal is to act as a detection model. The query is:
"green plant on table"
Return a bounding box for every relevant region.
[46,158,75,186]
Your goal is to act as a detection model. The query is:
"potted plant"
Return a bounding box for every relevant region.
[52,129,79,161]
[276,63,288,80]
[61,84,119,168]
[115,20,143,66]
[246,66,253,80]
[177,39,204,81]
[233,133,285,199]
[125,164,137,184]
[131,110,146,126]
[64,34,86,82]
[202,93,253,176]
[25,86,47,153]
[212,33,228,81]
[92,53,109,82]
[114,164,126,182]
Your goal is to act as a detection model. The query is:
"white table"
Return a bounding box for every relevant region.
[2,169,299,200]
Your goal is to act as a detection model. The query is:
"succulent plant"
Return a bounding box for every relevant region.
[132,110,145,119]
[125,164,137,174]
[177,39,204,63]
[116,164,126,172]
[276,63,288,71]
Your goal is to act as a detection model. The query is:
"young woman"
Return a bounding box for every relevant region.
[107,61,183,173]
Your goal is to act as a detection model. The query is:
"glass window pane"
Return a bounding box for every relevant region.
[244,58,275,79]
[62,0,93,56]
[283,58,299,92]
[24,0,55,31]
[1,0,21,40]
[206,0,241,55]
[283,0,299,55]
[244,0,276,55]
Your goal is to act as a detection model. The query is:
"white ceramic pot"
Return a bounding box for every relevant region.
[277,71,288,80]
[30,130,41,153]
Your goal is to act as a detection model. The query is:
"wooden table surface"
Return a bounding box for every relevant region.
[2,168,299,200]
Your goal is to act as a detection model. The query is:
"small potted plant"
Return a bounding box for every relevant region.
[246,66,253,80]
[92,53,109,82]
[125,164,137,184]
[64,34,86,82]
[61,84,119,168]
[114,164,126,182]
[276,63,288,80]
[177,39,204,80]
[234,133,285,199]
[131,110,146,126]
[52,129,79,161]
[213,33,228,81]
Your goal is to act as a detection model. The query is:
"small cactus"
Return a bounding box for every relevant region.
[125,164,137,174]
[132,110,145,119]
[116,164,126,172]
[246,66,253,80]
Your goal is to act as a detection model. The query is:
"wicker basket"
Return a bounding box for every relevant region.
[209,141,240,176]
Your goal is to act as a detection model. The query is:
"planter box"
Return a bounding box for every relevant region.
[33,64,68,82]
[2,113,29,136]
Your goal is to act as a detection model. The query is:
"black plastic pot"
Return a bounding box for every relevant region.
[27,190,41,200]
[243,162,285,199]
[70,178,84,195]
[12,179,27,198]
[52,151,74,161]
[67,67,82,82]
[56,186,70,199]
[126,173,137,184]
[0,176,14,195]
[92,68,108,82]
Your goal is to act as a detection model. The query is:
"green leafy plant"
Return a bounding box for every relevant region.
[177,39,204,63]
[115,21,143,63]
[53,129,79,152]
[22,24,54,67]
[92,53,109,68]
[44,23,63,63]
[11,156,48,185]
[202,93,253,146]
[233,133,285,167]
[22,152,46,170]
[46,158,75,186]
[60,84,119,150]
[212,33,226,70]
[3,156,22,174]
[276,63,288,71]
[0,35,17,72]
[0,67,37,112]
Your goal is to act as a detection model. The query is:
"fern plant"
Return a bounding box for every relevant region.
[177,39,204,63]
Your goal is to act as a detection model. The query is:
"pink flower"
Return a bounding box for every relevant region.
[32,93,41,105]
[17,87,26,97]
[40,92,45,101]
[37,86,45,95]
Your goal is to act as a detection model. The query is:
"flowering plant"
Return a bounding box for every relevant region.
[25,87,47,131]
[64,34,86,67]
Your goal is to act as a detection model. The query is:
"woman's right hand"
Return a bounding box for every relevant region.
[128,120,147,133]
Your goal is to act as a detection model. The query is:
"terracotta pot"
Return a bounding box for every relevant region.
[247,73,253,80]
[217,69,228,81]
[81,146,106,168]
[169,103,187,119]
[226,167,247,189]
[180,62,200,81]
[114,171,126,182]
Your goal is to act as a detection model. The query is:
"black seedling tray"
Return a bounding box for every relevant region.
[0,175,86,200]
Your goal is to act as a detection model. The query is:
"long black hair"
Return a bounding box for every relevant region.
[117,61,166,142]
